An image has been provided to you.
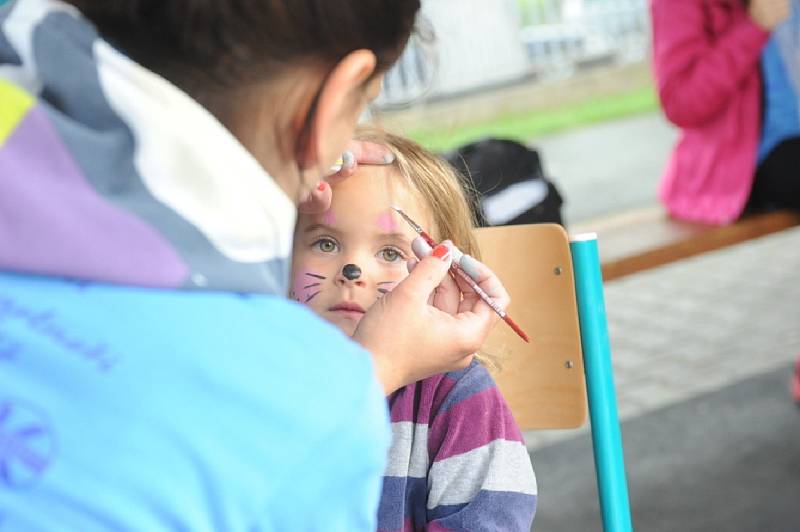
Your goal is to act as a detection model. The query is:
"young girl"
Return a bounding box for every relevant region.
[291,128,538,531]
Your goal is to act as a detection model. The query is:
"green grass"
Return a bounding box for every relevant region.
[408,85,659,152]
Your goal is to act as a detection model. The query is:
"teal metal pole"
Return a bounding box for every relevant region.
[570,233,633,532]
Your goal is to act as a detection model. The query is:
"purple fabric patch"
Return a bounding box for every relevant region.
[428,387,524,461]
[389,373,456,426]
[388,384,417,424]
[0,104,189,287]
[437,361,496,415]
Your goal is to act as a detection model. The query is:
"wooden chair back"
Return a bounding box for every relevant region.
[474,224,587,430]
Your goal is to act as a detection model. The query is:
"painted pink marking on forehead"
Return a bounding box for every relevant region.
[322,209,336,226]
[376,210,398,232]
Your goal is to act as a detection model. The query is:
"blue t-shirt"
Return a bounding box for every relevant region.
[0,273,389,531]
[759,9,800,162]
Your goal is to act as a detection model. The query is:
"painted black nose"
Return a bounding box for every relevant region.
[342,264,361,281]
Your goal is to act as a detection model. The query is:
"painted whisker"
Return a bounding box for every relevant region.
[305,273,326,280]
[305,291,321,303]
[303,283,321,289]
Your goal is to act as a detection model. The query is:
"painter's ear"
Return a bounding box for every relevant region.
[305,49,378,173]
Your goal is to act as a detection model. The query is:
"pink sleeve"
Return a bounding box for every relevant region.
[650,0,769,127]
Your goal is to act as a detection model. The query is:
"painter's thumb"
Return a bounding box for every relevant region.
[399,244,452,302]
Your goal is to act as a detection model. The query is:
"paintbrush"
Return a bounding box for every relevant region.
[392,205,530,343]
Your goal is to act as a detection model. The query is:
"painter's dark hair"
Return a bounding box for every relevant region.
[67,1,419,111]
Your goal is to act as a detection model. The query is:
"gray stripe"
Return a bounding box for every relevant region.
[32,11,288,294]
[428,439,537,509]
[384,421,429,478]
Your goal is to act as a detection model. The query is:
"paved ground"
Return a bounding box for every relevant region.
[523,226,800,531]
[533,112,678,224]
[532,366,800,532]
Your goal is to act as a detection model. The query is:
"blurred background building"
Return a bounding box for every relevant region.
[371,0,676,226]
[378,0,648,105]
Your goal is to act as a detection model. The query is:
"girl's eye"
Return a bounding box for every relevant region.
[379,247,405,263]
[313,238,339,253]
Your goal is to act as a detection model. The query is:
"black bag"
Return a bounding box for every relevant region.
[445,138,564,227]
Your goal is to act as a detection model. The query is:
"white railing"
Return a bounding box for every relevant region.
[376,0,650,108]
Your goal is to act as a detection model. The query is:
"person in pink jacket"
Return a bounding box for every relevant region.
[651,0,792,225]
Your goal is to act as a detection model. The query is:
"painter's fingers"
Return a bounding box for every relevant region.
[412,237,508,317]
[397,244,453,303]
[453,255,510,317]
[432,270,461,315]
[327,141,395,182]
[408,238,463,315]
[297,181,333,214]
[350,140,395,165]
[411,236,433,259]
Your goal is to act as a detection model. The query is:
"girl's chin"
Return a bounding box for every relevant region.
[330,316,360,337]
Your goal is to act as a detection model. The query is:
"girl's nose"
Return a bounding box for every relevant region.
[342,264,361,280]
[337,263,365,287]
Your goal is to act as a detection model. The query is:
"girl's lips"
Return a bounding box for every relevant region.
[328,301,364,314]
[328,302,364,323]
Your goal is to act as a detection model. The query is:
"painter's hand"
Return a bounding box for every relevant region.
[298,140,394,214]
[354,244,510,395]
[749,0,790,31]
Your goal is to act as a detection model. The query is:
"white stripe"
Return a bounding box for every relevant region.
[0,0,78,93]
[384,421,429,478]
[95,40,296,264]
[427,439,537,509]
[481,179,548,225]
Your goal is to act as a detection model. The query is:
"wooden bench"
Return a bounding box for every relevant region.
[571,207,800,282]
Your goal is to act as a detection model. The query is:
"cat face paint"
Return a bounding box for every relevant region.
[289,270,326,304]
[291,164,433,336]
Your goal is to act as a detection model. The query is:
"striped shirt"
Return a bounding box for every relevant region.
[378,361,537,532]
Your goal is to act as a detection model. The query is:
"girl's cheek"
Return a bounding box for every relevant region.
[375,264,409,294]
[290,256,332,303]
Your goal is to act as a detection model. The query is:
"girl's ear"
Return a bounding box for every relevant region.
[299,50,378,173]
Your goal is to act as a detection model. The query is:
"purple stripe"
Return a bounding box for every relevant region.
[429,490,537,531]
[436,361,495,415]
[377,475,427,532]
[390,373,455,425]
[428,375,458,423]
[388,384,417,423]
[0,105,189,286]
[429,387,524,461]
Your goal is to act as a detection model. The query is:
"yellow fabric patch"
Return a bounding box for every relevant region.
[0,79,35,146]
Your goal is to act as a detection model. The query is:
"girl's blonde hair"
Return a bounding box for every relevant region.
[354,126,481,261]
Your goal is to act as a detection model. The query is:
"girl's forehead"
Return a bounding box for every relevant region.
[320,165,434,233]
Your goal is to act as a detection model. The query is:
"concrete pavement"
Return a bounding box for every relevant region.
[532,365,800,532]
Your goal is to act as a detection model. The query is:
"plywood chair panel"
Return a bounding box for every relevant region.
[474,224,587,430]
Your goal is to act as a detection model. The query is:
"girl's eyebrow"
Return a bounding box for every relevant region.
[376,232,415,248]
[380,232,412,241]
[303,223,339,234]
